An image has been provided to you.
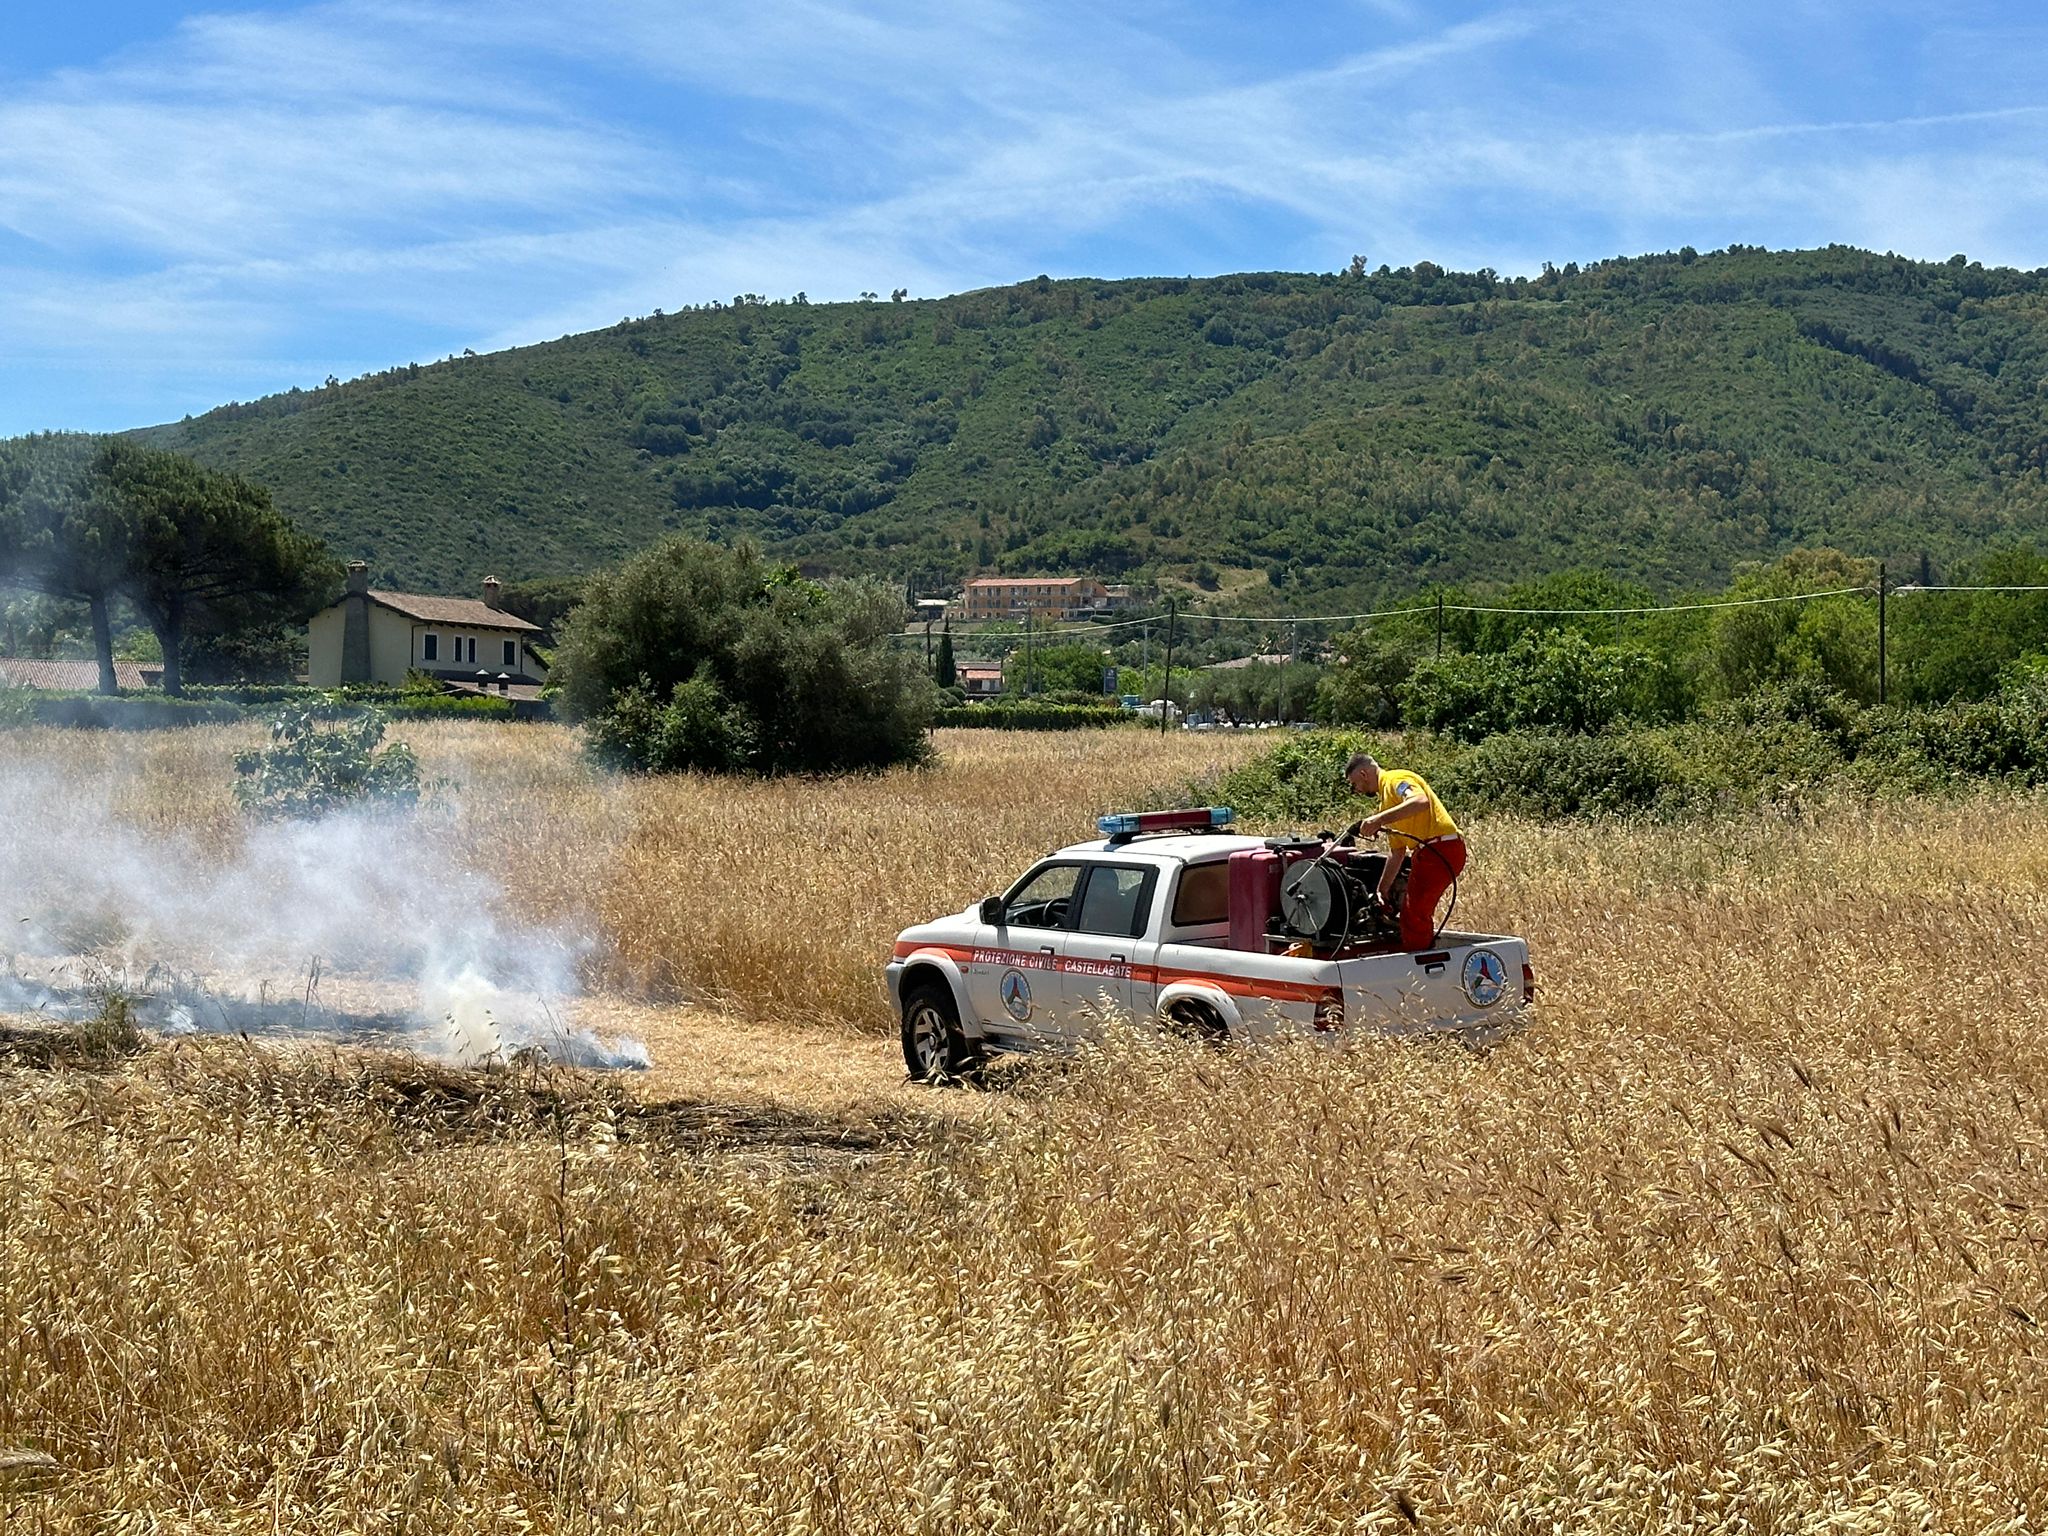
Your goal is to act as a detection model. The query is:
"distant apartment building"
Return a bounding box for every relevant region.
[956,577,1134,623]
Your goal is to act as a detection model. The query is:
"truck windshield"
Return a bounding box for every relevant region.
[1002,864,1082,929]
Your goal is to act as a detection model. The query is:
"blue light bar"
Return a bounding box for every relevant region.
[1096,806,1236,839]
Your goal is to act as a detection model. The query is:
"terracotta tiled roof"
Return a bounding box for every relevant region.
[964,577,1096,589]
[366,591,541,631]
[0,658,160,690]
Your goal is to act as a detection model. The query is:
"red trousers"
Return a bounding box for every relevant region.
[1396,836,1466,950]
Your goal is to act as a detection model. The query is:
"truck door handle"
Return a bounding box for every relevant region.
[1040,945,1056,955]
[1110,954,1127,963]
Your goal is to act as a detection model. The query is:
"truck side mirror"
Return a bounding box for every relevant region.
[979,896,1003,925]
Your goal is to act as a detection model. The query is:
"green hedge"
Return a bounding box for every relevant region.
[183,684,330,705]
[1199,678,2048,826]
[381,695,517,720]
[935,703,1137,730]
[0,691,247,731]
[0,687,517,730]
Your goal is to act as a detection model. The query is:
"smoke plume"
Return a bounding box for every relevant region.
[0,759,646,1069]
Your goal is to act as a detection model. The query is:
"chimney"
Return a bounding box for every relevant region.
[341,563,372,683]
[496,673,511,696]
[482,575,502,609]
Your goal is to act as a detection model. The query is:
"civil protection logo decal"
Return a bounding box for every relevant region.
[1000,970,1033,1021]
[1461,948,1507,1007]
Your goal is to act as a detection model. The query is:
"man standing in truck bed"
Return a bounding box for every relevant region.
[1343,752,1466,950]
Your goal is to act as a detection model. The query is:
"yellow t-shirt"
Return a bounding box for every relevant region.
[1379,769,1459,848]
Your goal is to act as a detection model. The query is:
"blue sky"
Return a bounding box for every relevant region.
[3,0,2045,435]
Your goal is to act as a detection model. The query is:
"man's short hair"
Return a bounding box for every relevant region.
[1344,752,1378,776]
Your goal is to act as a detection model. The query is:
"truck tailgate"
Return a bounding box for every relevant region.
[1336,934,1530,1036]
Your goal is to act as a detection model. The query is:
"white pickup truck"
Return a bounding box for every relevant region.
[886,807,1532,1081]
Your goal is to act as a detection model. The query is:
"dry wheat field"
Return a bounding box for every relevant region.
[4,721,2048,1532]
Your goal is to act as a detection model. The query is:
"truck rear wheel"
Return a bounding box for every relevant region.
[1164,999,1230,1046]
[901,980,982,1085]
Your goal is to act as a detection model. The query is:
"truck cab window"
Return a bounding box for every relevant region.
[1001,864,1081,930]
[1074,866,1154,938]
[1171,861,1230,926]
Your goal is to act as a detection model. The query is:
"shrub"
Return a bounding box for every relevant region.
[1437,731,1679,820]
[1851,682,2048,789]
[587,669,757,772]
[1711,677,1866,753]
[1401,631,1688,741]
[552,536,933,774]
[1313,631,1416,728]
[233,707,424,818]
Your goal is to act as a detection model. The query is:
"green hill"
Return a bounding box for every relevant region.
[137,246,2048,602]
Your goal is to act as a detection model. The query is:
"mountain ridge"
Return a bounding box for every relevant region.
[134,245,2048,604]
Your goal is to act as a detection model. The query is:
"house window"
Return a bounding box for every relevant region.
[502,639,517,667]
[422,633,439,662]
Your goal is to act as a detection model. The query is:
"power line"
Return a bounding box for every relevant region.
[901,578,2048,647]
[1441,586,1868,617]
[1142,586,1870,625]
[1895,583,2048,594]
[1198,604,1422,625]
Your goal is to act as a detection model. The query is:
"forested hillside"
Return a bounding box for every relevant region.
[137,246,2048,600]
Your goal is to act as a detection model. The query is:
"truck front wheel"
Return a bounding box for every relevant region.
[901,981,982,1085]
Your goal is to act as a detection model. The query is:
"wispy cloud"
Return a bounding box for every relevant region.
[2,0,2045,433]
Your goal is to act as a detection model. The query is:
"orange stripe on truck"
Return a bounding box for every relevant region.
[891,942,1340,1006]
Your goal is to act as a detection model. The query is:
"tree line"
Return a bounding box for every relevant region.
[0,436,333,694]
[926,545,2048,737]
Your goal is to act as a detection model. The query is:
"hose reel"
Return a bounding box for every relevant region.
[1276,850,1403,951]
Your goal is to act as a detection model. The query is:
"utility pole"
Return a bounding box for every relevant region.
[1159,596,1178,734]
[1435,593,1444,659]
[1878,562,1888,707]
[1023,608,1033,698]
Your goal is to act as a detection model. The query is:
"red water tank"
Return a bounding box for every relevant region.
[1227,849,1281,952]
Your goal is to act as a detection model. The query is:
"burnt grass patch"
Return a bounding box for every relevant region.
[0,1030,956,1161]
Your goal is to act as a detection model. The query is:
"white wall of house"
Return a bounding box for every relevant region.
[419,630,536,673]
[369,608,414,681]
[306,607,345,687]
